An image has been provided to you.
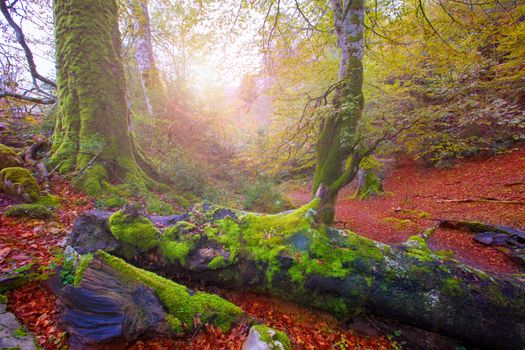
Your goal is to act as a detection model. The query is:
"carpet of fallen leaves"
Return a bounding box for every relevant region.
[288,144,525,274]
[1,175,92,349]
[131,291,394,350]
[8,281,66,349]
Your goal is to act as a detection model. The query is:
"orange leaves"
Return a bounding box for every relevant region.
[0,174,93,350]
[9,282,67,349]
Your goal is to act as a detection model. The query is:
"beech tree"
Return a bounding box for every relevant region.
[127,0,166,117]
[51,0,163,195]
[312,0,368,224]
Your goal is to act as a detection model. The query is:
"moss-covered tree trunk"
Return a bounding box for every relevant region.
[51,0,162,195]
[68,202,525,350]
[312,0,365,224]
[128,0,166,117]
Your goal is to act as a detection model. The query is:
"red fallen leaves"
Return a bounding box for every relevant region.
[133,291,394,350]
[0,175,92,350]
[8,281,67,349]
[0,174,92,274]
[226,292,393,350]
[288,145,525,274]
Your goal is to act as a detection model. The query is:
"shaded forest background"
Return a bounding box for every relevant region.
[1,0,524,214]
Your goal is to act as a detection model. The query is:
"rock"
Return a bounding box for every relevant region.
[0,143,22,170]
[0,301,36,350]
[213,208,237,220]
[59,256,171,349]
[0,167,40,202]
[187,241,230,272]
[68,210,120,254]
[242,325,291,350]
[148,213,189,227]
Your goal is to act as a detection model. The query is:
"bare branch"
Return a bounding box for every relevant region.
[0,0,56,89]
[0,90,56,104]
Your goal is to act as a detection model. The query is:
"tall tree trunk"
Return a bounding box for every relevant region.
[129,0,166,117]
[312,0,365,224]
[51,0,162,195]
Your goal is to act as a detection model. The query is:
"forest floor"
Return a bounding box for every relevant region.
[288,144,525,274]
[1,129,523,348]
[0,181,394,349]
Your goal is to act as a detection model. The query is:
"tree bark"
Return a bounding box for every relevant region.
[312,0,366,224]
[51,0,162,195]
[68,203,525,350]
[128,0,166,117]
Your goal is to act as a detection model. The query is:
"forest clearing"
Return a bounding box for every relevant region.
[0,0,524,349]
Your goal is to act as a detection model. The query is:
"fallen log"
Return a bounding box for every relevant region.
[54,250,244,349]
[437,219,525,240]
[68,201,525,349]
[437,219,525,267]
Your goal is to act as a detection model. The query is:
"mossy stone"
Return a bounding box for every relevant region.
[4,204,52,219]
[0,167,40,202]
[108,210,159,252]
[0,144,22,170]
[250,325,292,350]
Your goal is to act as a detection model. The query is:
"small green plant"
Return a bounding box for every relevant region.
[59,258,75,285]
[13,327,29,338]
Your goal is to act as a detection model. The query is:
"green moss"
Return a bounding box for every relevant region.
[383,217,415,230]
[160,222,199,264]
[165,314,183,334]
[443,277,462,295]
[77,163,108,197]
[0,143,21,170]
[96,194,127,209]
[208,256,227,270]
[163,221,196,240]
[145,194,175,215]
[397,209,431,219]
[13,327,29,338]
[109,211,159,252]
[204,199,382,308]
[0,293,7,304]
[98,251,243,332]
[4,204,52,219]
[161,241,192,264]
[0,167,40,202]
[167,192,191,208]
[36,194,62,207]
[404,236,455,263]
[74,253,93,287]
[251,325,292,350]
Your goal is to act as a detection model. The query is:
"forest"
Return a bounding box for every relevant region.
[0,0,524,349]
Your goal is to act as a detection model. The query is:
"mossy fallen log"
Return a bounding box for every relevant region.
[68,201,525,349]
[56,250,243,349]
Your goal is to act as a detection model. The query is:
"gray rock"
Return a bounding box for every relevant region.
[0,303,36,350]
[68,210,120,254]
[242,326,290,350]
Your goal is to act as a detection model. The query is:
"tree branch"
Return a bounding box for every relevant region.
[0,90,56,104]
[0,0,56,89]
